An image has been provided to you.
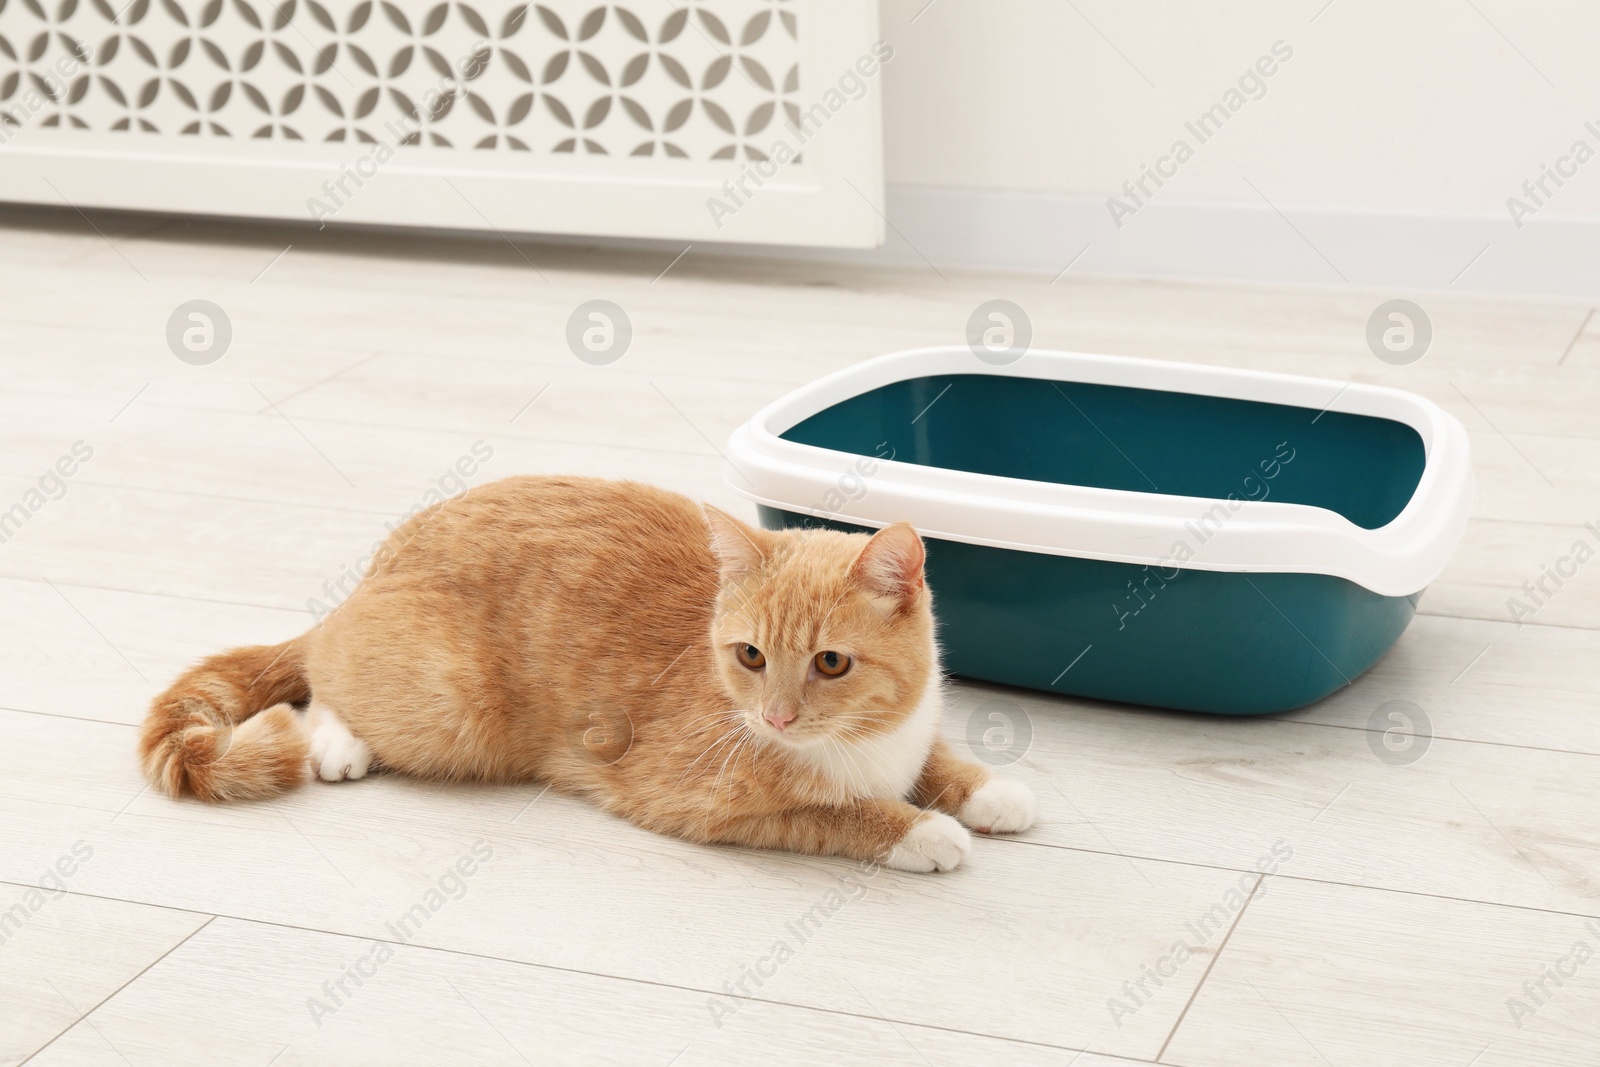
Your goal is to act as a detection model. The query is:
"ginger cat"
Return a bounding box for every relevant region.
[139,477,1036,871]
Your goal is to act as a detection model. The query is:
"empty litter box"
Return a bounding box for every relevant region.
[723,347,1472,714]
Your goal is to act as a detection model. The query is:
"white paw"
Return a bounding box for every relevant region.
[306,703,372,783]
[884,812,971,873]
[959,778,1037,834]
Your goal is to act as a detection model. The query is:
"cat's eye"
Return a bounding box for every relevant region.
[813,651,852,678]
[735,644,766,670]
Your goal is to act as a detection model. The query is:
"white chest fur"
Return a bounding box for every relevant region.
[797,679,942,801]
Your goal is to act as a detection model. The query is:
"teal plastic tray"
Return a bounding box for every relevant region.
[725,348,1472,714]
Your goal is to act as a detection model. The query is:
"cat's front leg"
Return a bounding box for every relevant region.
[716,797,972,873]
[913,739,1038,835]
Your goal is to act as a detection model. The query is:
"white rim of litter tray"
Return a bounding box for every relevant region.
[722,346,1473,597]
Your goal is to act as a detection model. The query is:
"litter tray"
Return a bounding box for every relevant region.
[723,347,1472,714]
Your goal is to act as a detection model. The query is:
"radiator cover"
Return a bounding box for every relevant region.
[0,0,884,245]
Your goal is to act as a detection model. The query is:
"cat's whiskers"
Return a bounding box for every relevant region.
[825,738,867,798]
[813,728,873,798]
[681,713,742,755]
[702,722,759,837]
[709,723,753,799]
[841,735,889,797]
[675,712,747,784]
[676,708,745,733]
[823,714,880,745]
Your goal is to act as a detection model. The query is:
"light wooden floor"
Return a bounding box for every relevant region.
[1,205,1596,1066]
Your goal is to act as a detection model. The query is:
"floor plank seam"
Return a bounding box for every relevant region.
[89,410,731,460]
[1152,873,1264,1063]
[68,480,402,519]
[10,814,1599,951]
[0,706,140,729]
[49,219,179,270]
[0,879,215,920]
[0,882,1144,1062]
[1416,608,1600,633]
[17,914,217,1066]
[985,839,1600,921]
[0,574,314,616]
[1262,717,1600,759]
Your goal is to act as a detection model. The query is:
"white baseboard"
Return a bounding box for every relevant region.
[49,180,1593,299]
[715,184,1600,299]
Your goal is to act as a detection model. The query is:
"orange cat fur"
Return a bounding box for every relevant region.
[138,476,1036,871]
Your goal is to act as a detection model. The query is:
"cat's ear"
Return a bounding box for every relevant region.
[851,522,925,609]
[702,505,768,583]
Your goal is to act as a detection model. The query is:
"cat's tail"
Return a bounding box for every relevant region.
[138,636,312,802]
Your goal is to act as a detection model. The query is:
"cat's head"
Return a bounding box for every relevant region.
[702,506,938,748]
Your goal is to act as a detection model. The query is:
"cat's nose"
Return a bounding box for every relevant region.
[764,707,797,730]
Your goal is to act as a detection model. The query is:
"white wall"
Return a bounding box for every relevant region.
[869,0,1600,294]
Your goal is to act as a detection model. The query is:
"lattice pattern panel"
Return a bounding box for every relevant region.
[0,0,802,158]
